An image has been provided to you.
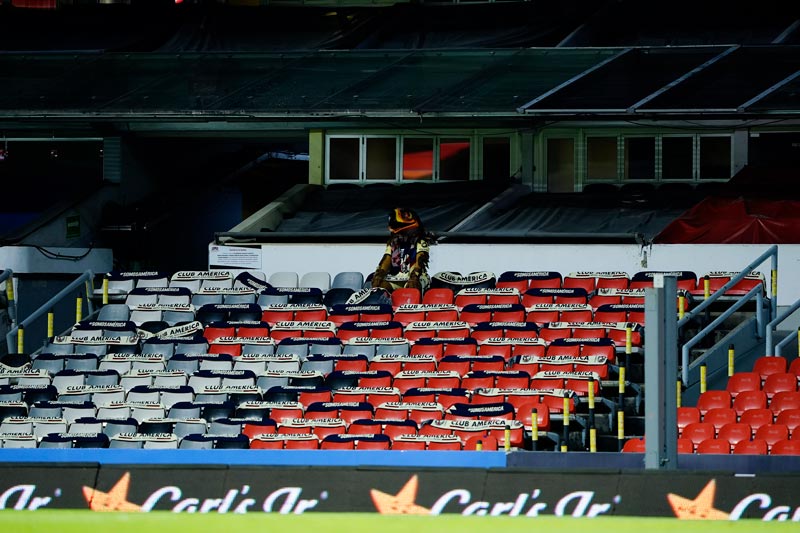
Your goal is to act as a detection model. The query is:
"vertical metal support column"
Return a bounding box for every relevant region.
[644,275,678,469]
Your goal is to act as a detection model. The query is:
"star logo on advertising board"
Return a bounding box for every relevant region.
[82,472,141,512]
[667,479,729,520]
[370,475,430,515]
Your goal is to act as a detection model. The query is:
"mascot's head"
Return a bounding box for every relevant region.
[388,207,421,234]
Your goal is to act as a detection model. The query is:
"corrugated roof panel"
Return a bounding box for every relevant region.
[747,74,800,112]
[640,46,800,110]
[220,51,411,112]
[525,47,722,111]
[424,48,619,113]
[103,53,300,112]
[314,50,500,112]
[0,53,297,112]
[0,54,100,110]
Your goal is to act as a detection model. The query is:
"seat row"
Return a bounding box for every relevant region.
[0,429,517,451]
[31,341,615,374]
[99,269,766,299]
[0,396,552,450]
[0,367,594,410]
[622,436,800,455]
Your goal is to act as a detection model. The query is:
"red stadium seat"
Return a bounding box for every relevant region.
[677,438,695,454]
[775,408,800,436]
[732,390,768,416]
[762,373,798,399]
[752,356,788,379]
[790,358,800,377]
[717,422,753,447]
[732,439,768,455]
[696,390,731,416]
[696,438,730,455]
[464,434,499,451]
[422,288,454,305]
[770,439,800,455]
[726,372,761,398]
[677,407,701,436]
[392,288,422,307]
[739,408,774,434]
[563,274,597,293]
[703,407,737,434]
[770,391,800,414]
[622,437,645,452]
[754,423,789,452]
[682,422,716,451]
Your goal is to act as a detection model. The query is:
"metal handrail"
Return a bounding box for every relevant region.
[680,284,764,386]
[766,299,800,356]
[0,268,13,325]
[5,270,95,354]
[677,244,778,330]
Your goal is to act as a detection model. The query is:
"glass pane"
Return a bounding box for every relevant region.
[700,137,731,180]
[546,138,575,193]
[365,138,396,181]
[587,137,617,180]
[402,137,434,180]
[328,137,360,181]
[749,132,800,167]
[483,137,511,182]
[624,137,655,180]
[662,137,693,180]
[439,138,470,181]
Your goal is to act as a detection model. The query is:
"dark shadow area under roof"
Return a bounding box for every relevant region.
[1,1,799,54]
[255,179,719,245]
[0,2,597,53]
[3,46,798,119]
[272,180,512,234]
[559,0,800,47]
[450,184,707,243]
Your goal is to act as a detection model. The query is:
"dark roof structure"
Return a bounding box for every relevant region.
[0,45,798,125]
[0,1,797,135]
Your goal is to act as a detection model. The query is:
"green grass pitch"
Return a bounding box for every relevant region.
[1,511,797,533]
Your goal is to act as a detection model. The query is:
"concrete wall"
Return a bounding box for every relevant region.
[214,242,799,305]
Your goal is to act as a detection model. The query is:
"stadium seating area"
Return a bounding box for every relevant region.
[1,267,790,453]
[624,355,800,455]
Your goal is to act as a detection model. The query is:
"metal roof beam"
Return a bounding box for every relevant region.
[516,48,632,114]
[738,69,800,112]
[628,45,739,113]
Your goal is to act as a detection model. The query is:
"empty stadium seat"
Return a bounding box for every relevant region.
[696,438,730,454]
[332,271,365,293]
[775,408,800,436]
[770,391,800,413]
[754,423,789,452]
[732,439,768,455]
[752,356,788,379]
[696,390,731,415]
[717,422,753,448]
[739,408,774,434]
[677,407,701,436]
[622,437,645,452]
[762,373,797,399]
[682,422,716,451]
[770,439,800,455]
[726,372,762,397]
[732,390,768,416]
